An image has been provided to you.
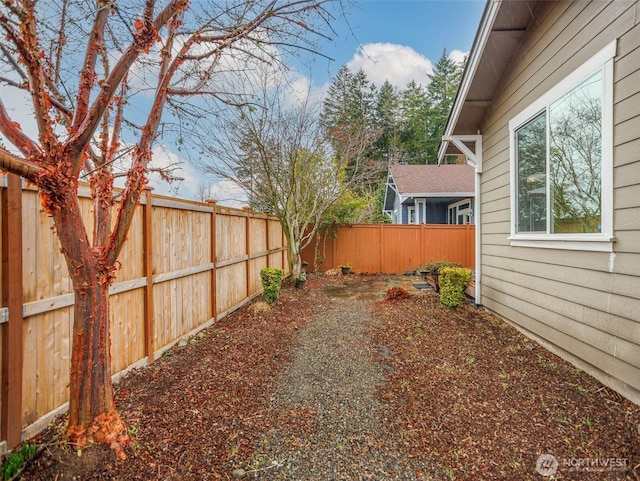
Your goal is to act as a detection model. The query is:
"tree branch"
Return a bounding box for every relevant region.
[0,99,42,158]
[0,147,42,182]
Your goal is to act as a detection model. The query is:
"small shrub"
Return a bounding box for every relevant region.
[385,286,412,302]
[439,267,472,308]
[423,261,463,275]
[260,267,284,304]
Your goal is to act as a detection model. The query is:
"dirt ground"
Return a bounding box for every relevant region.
[17,274,640,480]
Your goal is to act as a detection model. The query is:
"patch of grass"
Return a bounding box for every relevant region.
[568,382,589,394]
[443,465,456,480]
[2,444,37,481]
[554,412,571,425]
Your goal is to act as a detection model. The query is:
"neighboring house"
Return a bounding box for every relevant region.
[439,0,640,404]
[383,164,475,224]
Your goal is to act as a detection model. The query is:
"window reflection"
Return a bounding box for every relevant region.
[515,72,602,235]
[516,113,546,232]
[550,72,602,233]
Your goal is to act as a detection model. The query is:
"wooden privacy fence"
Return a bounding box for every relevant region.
[0,175,288,450]
[302,223,475,273]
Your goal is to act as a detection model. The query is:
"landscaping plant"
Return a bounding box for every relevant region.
[438,267,472,308]
[260,268,285,304]
[2,444,37,481]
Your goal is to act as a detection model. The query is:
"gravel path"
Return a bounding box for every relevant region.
[250,296,431,480]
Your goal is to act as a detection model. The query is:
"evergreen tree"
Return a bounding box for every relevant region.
[425,49,465,163]
[400,80,430,164]
[320,67,382,197]
[373,80,403,164]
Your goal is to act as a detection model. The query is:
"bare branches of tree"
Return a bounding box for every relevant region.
[194,67,377,278]
[0,0,340,457]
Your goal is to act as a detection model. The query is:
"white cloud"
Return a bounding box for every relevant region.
[346,43,434,88]
[449,49,468,65]
[205,179,248,208]
[144,146,248,207]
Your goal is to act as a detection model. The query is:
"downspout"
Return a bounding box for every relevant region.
[441,135,483,306]
[473,163,482,306]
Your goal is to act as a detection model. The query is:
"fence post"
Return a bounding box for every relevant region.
[244,207,251,296]
[1,174,24,448]
[420,224,425,267]
[332,228,337,270]
[281,229,286,273]
[207,200,217,321]
[265,217,270,268]
[142,188,155,363]
[379,223,384,273]
[466,223,471,268]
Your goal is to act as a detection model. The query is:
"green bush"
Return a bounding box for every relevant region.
[439,267,472,308]
[260,267,284,304]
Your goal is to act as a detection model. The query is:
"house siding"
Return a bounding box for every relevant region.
[478,1,640,403]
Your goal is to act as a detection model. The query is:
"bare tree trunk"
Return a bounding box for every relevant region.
[51,191,129,459]
[287,238,302,279]
[313,232,321,272]
[66,282,128,457]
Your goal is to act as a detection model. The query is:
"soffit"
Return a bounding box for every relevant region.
[448,0,539,142]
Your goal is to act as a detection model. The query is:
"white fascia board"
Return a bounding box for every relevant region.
[402,192,475,198]
[437,0,501,163]
[383,172,399,209]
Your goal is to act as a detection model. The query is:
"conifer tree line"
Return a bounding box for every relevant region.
[318,49,465,221]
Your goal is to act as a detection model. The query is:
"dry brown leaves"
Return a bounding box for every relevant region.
[21,275,639,481]
[371,293,639,480]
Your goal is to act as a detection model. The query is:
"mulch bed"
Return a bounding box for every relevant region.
[17,274,640,480]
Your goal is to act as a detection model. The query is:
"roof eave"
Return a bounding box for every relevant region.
[438,0,502,164]
[402,192,475,198]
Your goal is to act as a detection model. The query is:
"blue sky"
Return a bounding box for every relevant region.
[0,1,488,205]
[302,0,486,89]
[203,0,487,205]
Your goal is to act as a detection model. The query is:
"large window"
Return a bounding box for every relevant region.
[509,41,615,251]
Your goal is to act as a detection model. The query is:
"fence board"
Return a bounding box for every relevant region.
[216,263,247,315]
[302,224,475,273]
[0,180,287,449]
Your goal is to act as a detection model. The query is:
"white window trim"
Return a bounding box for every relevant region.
[415,198,426,223]
[447,198,473,225]
[508,40,616,252]
[407,206,416,224]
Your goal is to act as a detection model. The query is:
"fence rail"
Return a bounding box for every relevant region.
[301,223,475,274]
[0,175,288,449]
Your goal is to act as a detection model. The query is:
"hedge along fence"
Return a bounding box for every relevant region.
[0,175,288,450]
